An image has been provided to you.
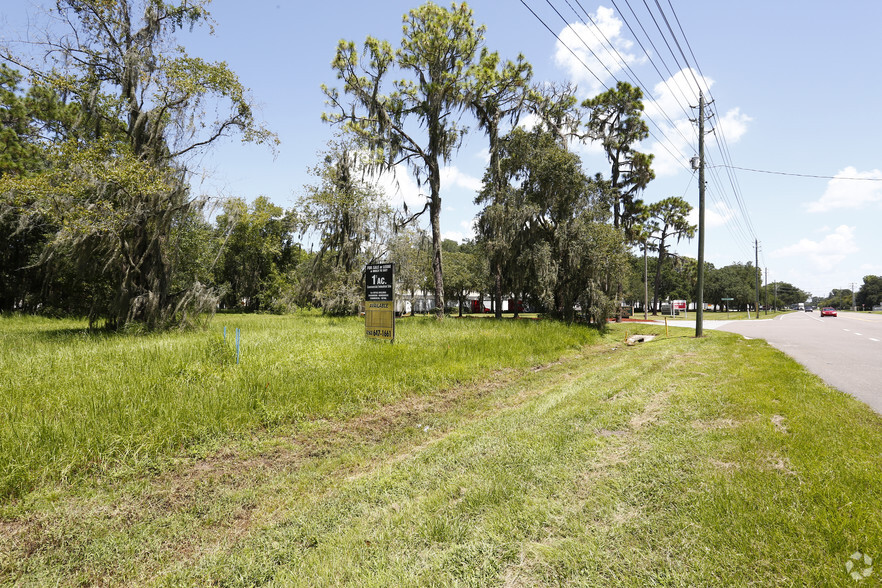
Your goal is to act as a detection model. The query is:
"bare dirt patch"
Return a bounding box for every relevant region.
[691,418,740,431]
[764,454,798,477]
[630,387,674,430]
[771,415,788,434]
[710,458,740,472]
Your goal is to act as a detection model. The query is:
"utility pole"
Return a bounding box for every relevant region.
[764,268,768,315]
[754,240,760,318]
[695,92,706,337]
[644,242,649,320]
[851,282,856,311]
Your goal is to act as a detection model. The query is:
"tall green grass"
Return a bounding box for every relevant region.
[0,312,598,499]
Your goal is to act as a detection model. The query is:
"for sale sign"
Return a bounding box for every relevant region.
[365,263,394,341]
[365,263,393,301]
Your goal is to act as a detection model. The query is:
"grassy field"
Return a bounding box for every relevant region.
[2,314,882,585]
[0,312,595,501]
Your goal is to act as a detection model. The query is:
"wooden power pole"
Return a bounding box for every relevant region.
[695,92,706,337]
[755,240,760,318]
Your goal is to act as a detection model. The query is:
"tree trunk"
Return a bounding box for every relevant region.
[653,238,666,316]
[429,176,445,320]
[494,261,502,319]
[488,116,504,321]
[643,243,648,320]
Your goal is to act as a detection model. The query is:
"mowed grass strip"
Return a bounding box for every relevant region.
[0,312,596,500]
[170,327,882,587]
[3,321,881,585]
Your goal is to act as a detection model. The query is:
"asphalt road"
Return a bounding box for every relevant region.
[717,312,882,414]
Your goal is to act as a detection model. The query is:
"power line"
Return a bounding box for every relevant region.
[562,0,698,153]
[653,0,705,94]
[640,0,758,241]
[601,0,761,247]
[603,0,758,247]
[653,1,759,242]
[544,0,621,86]
[613,0,697,121]
[519,0,695,174]
[518,0,606,88]
[639,0,687,78]
[520,0,764,256]
[664,0,709,92]
[712,165,882,181]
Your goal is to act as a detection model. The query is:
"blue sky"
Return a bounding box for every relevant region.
[4,1,882,300]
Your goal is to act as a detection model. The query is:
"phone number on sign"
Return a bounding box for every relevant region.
[366,329,393,338]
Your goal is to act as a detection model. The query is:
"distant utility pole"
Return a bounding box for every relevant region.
[694,92,706,337]
[644,243,649,320]
[755,240,760,318]
[764,268,768,315]
[851,282,856,311]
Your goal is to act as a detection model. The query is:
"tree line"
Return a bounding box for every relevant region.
[0,1,820,331]
[811,277,882,310]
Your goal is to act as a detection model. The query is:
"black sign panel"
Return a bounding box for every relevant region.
[365,263,394,302]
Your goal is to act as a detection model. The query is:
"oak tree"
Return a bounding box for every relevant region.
[1,0,275,328]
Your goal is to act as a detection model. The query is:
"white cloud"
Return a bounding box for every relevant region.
[718,107,751,143]
[517,112,542,132]
[644,68,710,124]
[687,201,735,229]
[442,231,465,243]
[441,166,483,193]
[441,220,478,244]
[772,225,859,272]
[371,166,424,211]
[550,16,751,182]
[806,167,882,212]
[554,6,643,95]
[371,164,482,211]
[460,218,477,237]
[641,69,751,178]
[645,115,697,176]
[570,135,606,160]
[474,147,491,165]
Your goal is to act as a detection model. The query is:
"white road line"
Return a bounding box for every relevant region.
[855,333,863,336]
[870,338,880,342]
[843,328,851,332]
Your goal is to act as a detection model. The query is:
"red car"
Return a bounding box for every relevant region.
[820,307,837,317]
